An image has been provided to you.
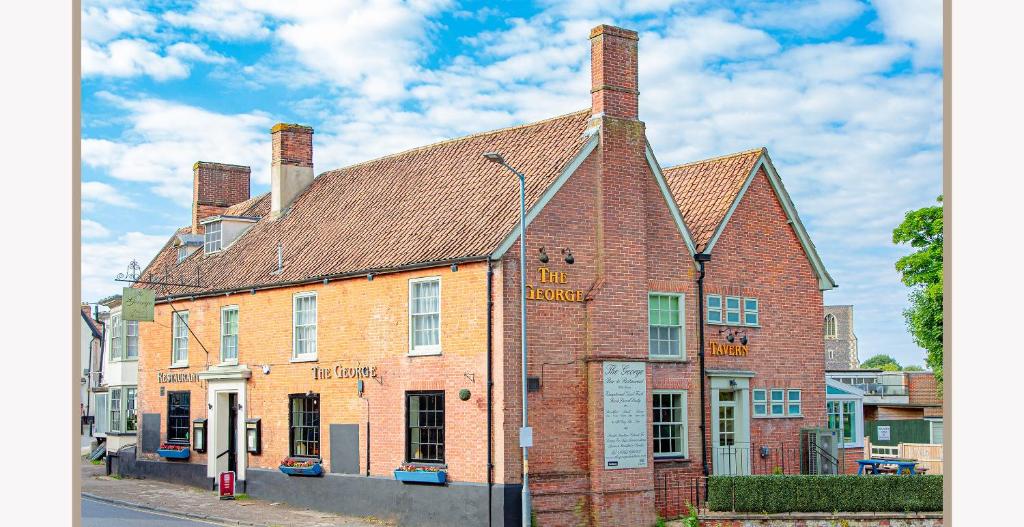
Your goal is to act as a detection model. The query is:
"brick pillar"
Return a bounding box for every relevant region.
[191,162,251,234]
[590,25,639,120]
[585,24,657,527]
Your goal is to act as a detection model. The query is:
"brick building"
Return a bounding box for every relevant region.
[824,305,859,369]
[123,25,835,527]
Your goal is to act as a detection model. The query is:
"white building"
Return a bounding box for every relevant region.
[80,304,104,438]
[94,296,140,455]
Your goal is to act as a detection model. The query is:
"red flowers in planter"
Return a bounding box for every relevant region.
[280,457,318,468]
[159,443,187,451]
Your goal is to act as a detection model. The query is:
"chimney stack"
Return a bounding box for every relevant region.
[191,162,251,234]
[270,123,314,218]
[589,25,639,120]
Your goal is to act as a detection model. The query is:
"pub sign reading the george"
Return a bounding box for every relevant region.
[527,266,584,303]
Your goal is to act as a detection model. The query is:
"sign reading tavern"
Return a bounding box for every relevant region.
[527,266,584,303]
[709,341,749,356]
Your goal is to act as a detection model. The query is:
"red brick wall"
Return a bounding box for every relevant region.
[191,162,250,233]
[589,25,639,120]
[137,263,492,484]
[701,167,827,466]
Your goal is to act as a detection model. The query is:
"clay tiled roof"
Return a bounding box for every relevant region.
[138,110,593,297]
[662,148,764,252]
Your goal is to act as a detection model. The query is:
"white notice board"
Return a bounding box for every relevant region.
[603,361,648,470]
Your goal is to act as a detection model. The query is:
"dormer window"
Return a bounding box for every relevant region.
[177,246,188,263]
[204,221,222,254]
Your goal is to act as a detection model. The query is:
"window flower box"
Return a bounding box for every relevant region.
[157,443,190,460]
[279,457,323,477]
[394,464,447,484]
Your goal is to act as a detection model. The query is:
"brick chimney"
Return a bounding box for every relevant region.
[270,123,314,218]
[589,25,639,120]
[191,162,251,234]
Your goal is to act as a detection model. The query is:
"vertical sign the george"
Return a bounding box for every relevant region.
[603,361,648,469]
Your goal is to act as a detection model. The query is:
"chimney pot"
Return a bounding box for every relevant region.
[589,24,640,120]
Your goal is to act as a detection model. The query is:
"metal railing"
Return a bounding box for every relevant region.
[863,384,909,396]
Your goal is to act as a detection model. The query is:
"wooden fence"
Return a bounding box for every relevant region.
[864,437,943,474]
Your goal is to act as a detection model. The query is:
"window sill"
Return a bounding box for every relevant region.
[654,456,691,464]
[649,357,688,363]
[754,415,803,419]
[290,356,318,363]
[403,461,447,469]
[169,363,189,369]
[219,359,239,367]
[408,349,442,357]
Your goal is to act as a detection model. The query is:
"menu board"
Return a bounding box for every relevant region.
[603,361,648,470]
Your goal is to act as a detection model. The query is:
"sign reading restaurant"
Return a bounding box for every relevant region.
[528,266,584,303]
[157,372,202,383]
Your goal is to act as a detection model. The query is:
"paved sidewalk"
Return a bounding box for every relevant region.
[81,459,393,527]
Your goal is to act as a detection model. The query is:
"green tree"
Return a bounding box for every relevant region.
[893,195,943,388]
[903,365,925,372]
[861,354,901,370]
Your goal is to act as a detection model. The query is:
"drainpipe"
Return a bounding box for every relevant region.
[694,253,712,478]
[486,258,494,527]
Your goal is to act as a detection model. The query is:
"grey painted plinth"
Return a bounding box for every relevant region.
[246,468,522,527]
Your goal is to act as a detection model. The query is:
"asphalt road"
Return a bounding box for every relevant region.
[82,497,227,527]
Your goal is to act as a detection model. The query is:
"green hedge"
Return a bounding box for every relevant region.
[707,475,942,513]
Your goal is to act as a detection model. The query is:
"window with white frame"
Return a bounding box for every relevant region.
[770,389,785,416]
[110,387,138,432]
[109,388,122,432]
[649,293,684,359]
[409,278,441,355]
[725,296,741,325]
[177,246,188,263]
[221,306,239,363]
[125,320,139,359]
[204,221,222,254]
[706,295,722,324]
[787,390,802,416]
[743,298,759,326]
[653,391,687,457]
[752,389,767,417]
[110,313,122,360]
[171,311,189,366]
[126,387,137,431]
[293,293,317,359]
[828,349,835,360]
[824,314,837,339]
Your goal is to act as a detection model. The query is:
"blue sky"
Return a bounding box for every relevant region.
[81,0,942,368]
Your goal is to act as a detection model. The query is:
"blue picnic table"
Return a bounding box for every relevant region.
[856,458,918,475]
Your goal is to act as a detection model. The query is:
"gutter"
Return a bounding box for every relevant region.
[694,253,712,478]
[154,255,490,304]
[486,258,494,527]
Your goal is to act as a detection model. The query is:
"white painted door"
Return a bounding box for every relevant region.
[713,390,750,475]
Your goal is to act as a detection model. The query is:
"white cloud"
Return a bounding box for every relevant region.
[871,0,942,66]
[82,39,191,80]
[82,180,137,208]
[166,42,230,64]
[81,219,111,239]
[82,3,158,43]
[81,230,172,302]
[81,94,273,203]
[163,0,272,40]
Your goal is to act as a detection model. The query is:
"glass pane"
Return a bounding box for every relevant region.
[789,404,800,415]
[753,390,766,401]
[744,298,757,311]
[754,403,766,416]
[707,296,721,308]
[726,297,740,309]
[744,312,758,325]
[770,390,784,402]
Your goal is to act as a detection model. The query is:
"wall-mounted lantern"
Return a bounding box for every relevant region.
[246,418,261,455]
[192,418,207,453]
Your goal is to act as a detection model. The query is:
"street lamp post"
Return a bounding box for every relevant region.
[482,151,531,527]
